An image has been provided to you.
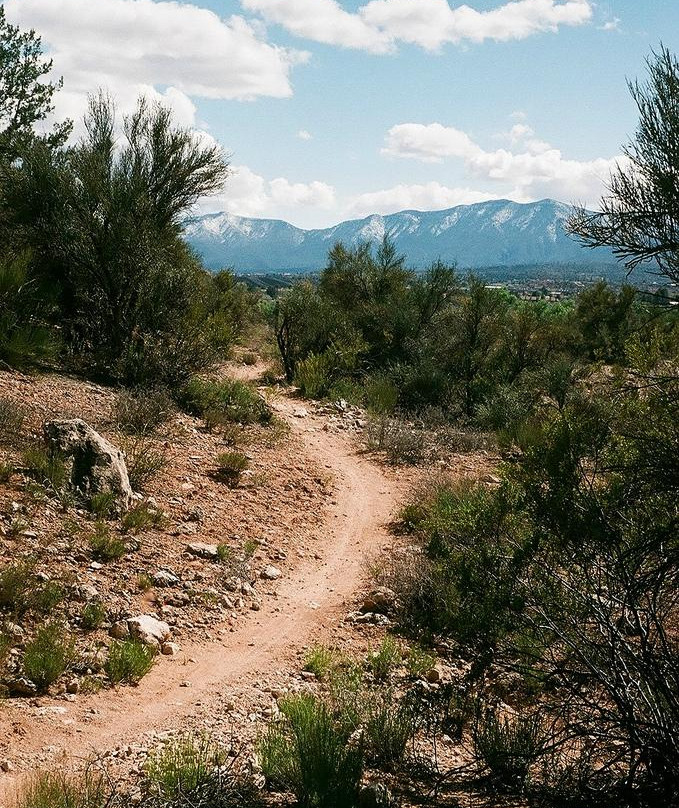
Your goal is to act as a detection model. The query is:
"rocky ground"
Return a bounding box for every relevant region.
[0,360,498,807]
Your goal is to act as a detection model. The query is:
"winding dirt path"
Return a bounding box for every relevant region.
[0,392,406,805]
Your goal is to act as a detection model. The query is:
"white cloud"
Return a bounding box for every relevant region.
[5,0,307,125]
[297,129,313,140]
[347,182,495,217]
[198,166,335,219]
[599,17,620,32]
[382,121,623,206]
[244,0,593,52]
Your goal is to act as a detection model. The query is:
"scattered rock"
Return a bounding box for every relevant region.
[110,620,130,640]
[8,677,37,697]
[43,418,133,507]
[293,408,309,418]
[127,615,171,648]
[187,542,219,560]
[161,642,180,656]
[361,587,395,615]
[0,759,13,773]
[153,570,180,587]
[260,565,281,581]
[359,783,395,808]
[66,678,80,694]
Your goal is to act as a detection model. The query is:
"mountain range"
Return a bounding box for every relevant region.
[183,198,614,273]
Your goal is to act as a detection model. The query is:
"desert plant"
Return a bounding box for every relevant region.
[365,636,402,682]
[105,639,155,684]
[13,769,117,808]
[137,573,153,592]
[22,445,67,492]
[364,690,420,770]
[80,601,106,632]
[121,501,164,533]
[89,491,118,519]
[23,622,76,691]
[259,693,364,808]
[144,733,263,808]
[213,451,249,487]
[0,560,33,612]
[89,522,127,562]
[405,645,437,678]
[178,377,271,427]
[303,646,341,681]
[31,580,66,613]
[0,460,15,482]
[216,543,233,564]
[123,436,167,491]
[473,708,546,793]
[0,396,26,445]
[112,387,174,436]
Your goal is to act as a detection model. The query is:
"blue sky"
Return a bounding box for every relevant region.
[6,1,679,227]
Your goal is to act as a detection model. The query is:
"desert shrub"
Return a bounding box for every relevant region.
[0,560,33,612]
[472,708,546,793]
[303,646,341,681]
[365,415,426,464]
[259,693,364,808]
[0,396,26,446]
[363,374,398,414]
[22,445,67,492]
[105,639,155,684]
[123,436,167,491]
[137,573,153,592]
[23,623,76,691]
[14,769,117,808]
[144,733,263,807]
[89,522,127,562]
[112,387,174,435]
[365,636,402,682]
[405,645,437,678]
[0,460,14,482]
[31,579,66,613]
[80,601,106,632]
[294,352,334,399]
[178,377,271,427]
[121,501,164,533]
[89,491,117,519]
[213,451,249,486]
[364,690,420,770]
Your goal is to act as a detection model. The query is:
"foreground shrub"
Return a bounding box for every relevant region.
[0,560,33,612]
[14,769,116,808]
[123,436,167,492]
[472,708,546,793]
[259,693,364,808]
[22,445,67,492]
[144,733,263,807]
[89,523,127,562]
[365,636,402,682]
[105,639,155,684]
[121,501,165,533]
[23,623,76,691]
[364,690,419,770]
[303,646,341,681]
[178,377,271,427]
[112,387,174,435]
[80,601,107,632]
[213,451,249,487]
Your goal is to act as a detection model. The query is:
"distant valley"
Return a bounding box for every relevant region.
[183,198,617,274]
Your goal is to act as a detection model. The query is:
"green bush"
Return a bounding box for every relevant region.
[22,445,67,492]
[23,623,76,691]
[0,560,33,612]
[144,733,263,807]
[303,646,341,681]
[123,436,167,491]
[178,377,271,427]
[363,374,398,414]
[80,601,106,632]
[473,708,545,793]
[89,491,118,519]
[105,639,155,684]
[31,580,66,613]
[89,522,127,562]
[213,451,249,487]
[14,770,114,808]
[259,693,364,808]
[112,386,174,435]
[0,396,26,446]
[121,501,164,533]
[0,460,14,482]
[365,636,402,682]
[294,352,334,399]
[364,690,419,770]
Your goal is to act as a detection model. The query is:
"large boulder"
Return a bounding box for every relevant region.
[43,419,133,507]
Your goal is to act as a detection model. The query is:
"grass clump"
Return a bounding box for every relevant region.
[31,580,66,613]
[405,645,437,678]
[178,377,271,428]
[137,573,153,592]
[80,601,107,632]
[364,690,420,770]
[0,560,33,612]
[213,451,249,486]
[0,397,26,446]
[112,386,174,436]
[144,733,263,807]
[105,639,155,684]
[121,501,164,533]
[14,769,115,808]
[365,636,402,682]
[259,693,364,808]
[303,645,341,681]
[89,522,127,562]
[22,445,67,492]
[23,623,76,692]
[0,460,14,483]
[472,708,546,793]
[123,436,167,492]
[89,491,118,519]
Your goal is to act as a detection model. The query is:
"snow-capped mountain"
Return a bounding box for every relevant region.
[183,199,613,272]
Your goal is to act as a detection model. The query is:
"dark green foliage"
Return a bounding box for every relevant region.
[178,377,271,427]
[80,601,106,632]
[22,444,66,492]
[0,560,33,612]
[213,451,249,486]
[14,770,117,808]
[89,491,117,519]
[259,693,364,808]
[121,501,164,533]
[105,639,155,684]
[23,622,76,691]
[112,387,174,435]
[364,690,420,770]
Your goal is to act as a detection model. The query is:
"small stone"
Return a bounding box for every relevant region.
[260,565,281,581]
[66,678,80,694]
[180,680,192,687]
[153,570,180,587]
[127,615,171,647]
[187,542,219,559]
[110,620,130,640]
[9,677,37,696]
[161,642,180,656]
[0,760,14,773]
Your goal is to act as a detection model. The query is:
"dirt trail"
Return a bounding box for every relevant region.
[0,390,406,803]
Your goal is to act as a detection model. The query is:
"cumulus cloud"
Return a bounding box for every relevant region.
[197,166,335,219]
[4,0,307,125]
[382,121,623,206]
[346,182,495,217]
[297,129,313,140]
[243,0,593,52]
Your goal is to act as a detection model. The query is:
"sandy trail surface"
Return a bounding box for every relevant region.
[0,390,406,804]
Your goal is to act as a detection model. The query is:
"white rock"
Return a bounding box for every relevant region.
[260,565,282,581]
[127,615,171,647]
